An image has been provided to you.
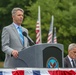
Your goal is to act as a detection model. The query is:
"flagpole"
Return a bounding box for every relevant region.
[38,6,42,43]
[47,15,54,43]
[36,6,42,44]
[54,27,57,43]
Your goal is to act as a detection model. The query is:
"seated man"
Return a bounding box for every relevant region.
[64,43,76,68]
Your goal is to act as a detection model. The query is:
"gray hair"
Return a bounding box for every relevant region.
[68,43,76,50]
[11,7,24,16]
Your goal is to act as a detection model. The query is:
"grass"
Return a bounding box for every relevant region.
[0,62,4,68]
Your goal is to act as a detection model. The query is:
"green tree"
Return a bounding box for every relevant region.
[23,0,76,56]
[1,0,76,61]
[0,0,36,61]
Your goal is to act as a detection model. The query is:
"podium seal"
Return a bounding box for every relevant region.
[46,57,59,68]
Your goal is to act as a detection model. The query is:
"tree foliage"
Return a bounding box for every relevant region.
[23,0,76,56]
[0,0,76,61]
[0,0,36,61]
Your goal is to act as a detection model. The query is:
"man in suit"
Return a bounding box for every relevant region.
[1,7,30,68]
[64,43,76,68]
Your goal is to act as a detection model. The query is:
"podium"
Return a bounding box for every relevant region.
[11,43,64,68]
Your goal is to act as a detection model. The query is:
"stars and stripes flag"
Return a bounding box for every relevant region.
[47,15,54,43]
[53,27,57,43]
[36,6,42,44]
[0,69,75,75]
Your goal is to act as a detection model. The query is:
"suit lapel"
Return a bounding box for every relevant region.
[66,56,72,67]
[11,24,23,46]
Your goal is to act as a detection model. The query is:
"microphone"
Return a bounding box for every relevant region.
[22,31,35,45]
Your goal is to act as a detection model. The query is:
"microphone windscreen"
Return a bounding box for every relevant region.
[22,32,27,37]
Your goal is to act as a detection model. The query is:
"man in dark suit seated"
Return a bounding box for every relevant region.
[64,43,76,68]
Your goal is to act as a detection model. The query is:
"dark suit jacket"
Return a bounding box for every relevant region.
[64,56,76,68]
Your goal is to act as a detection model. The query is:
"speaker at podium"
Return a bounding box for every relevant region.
[11,43,64,68]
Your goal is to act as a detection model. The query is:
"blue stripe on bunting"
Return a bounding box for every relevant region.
[0,71,2,75]
[33,70,40,75]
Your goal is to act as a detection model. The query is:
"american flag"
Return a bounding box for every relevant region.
[36,6,42,44]
[47,15,54,43]
[53,27,57,43]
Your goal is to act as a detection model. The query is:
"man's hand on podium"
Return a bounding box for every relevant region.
[11,50,18,58]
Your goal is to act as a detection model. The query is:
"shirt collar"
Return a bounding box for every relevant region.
[13,22,21,29]
[68,55,73,61]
